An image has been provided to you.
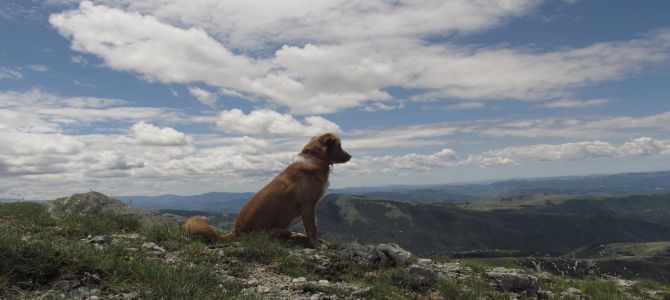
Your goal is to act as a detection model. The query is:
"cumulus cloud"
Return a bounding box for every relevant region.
[216,109,340,136]
[466,138,670,166]
[469,111,670,139]
[0,89,186,133]
[49,1,670,114]
[188,86,218,108]
[82,0,538,48]
[49,2,265,90]
[130,122,192,146]
[341,148,459,174]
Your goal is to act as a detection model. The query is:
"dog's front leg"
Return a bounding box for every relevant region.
[301,204,320,248]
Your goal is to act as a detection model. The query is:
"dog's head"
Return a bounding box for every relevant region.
[301,133,351,164]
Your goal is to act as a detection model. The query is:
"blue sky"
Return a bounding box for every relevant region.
[1,0,670,199]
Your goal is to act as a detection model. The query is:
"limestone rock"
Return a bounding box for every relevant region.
[485,267,539,297]
[45,191,185,225]
[142,242,166,256]
[339,242,413,268]
[405,264,439,285]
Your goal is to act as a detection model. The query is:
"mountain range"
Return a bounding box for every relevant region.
[117,170,670,213]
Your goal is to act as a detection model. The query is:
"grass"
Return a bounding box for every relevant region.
[141,222,190,251]
[0,203,236,299]
[438,277,510,300]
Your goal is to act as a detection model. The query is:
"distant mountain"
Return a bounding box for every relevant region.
[313,193,670,255]
[117,192,254,213]
[332,170,670,203]
[113,170,670,213]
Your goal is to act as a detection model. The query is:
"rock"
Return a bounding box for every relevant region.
[485,267,539,297]
[318,280,330,286]
[292,277,307,283]
[45,191,185,225]
[537,288,554,300]
[114,233,141,240]
[246,278,259,286]
[565,287,585,297]
[142,242,166,256]
[121,292,138,299]
[47,192,126,218]
[405,264,438,285]
[351,287,371,297]
[53,279,81,291]
[339,242,413,268]
[417,258,433,267]
[70,287,100,299]
[88,235,113,244]
[376,243,413,266]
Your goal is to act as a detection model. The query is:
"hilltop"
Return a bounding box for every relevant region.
[2,192,670,299]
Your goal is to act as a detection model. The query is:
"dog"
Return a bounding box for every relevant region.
[184,133,351,248]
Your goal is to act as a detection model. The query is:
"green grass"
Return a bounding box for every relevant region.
[0,202,56,230]
[455,258,519,272]
[225,232,291,264]
[274,247,370,283]
[437,277,510,300]
[141,222,190,250]
[0,203,239,299]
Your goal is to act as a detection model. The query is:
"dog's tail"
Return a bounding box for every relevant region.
[218,232,235,241]
[183,216,236,242]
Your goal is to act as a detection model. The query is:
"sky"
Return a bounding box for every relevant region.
[1,0,670,199]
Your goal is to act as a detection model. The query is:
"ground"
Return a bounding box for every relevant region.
[1,201,669,299]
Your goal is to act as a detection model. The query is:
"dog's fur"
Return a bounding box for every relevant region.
[183,216,221,241]
[184,133,351,248]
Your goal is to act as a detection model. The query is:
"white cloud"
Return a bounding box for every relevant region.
[26,65,49,72]
[49,2,670,114]
[216,109,340,136]
[130,122,192,146]
[0,67,23,80]
[0,89,187,133]
[398,31,670,101]
[539,99,609,108]
[347,123,457,150]
[341,148,459,174]
[85,0,538,48]
[71,55,88,65]
[619,137,670,156]
[438,102,486,111]
[188,86,218,108]
[49,2,265,90]
[362,102,404,112]
[467,138,670,166]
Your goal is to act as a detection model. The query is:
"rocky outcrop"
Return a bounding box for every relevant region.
[46,191,184,225]
[337,242,413,268]
[486,267,540,297]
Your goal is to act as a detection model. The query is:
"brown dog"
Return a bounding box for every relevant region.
[185,133,351,248]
